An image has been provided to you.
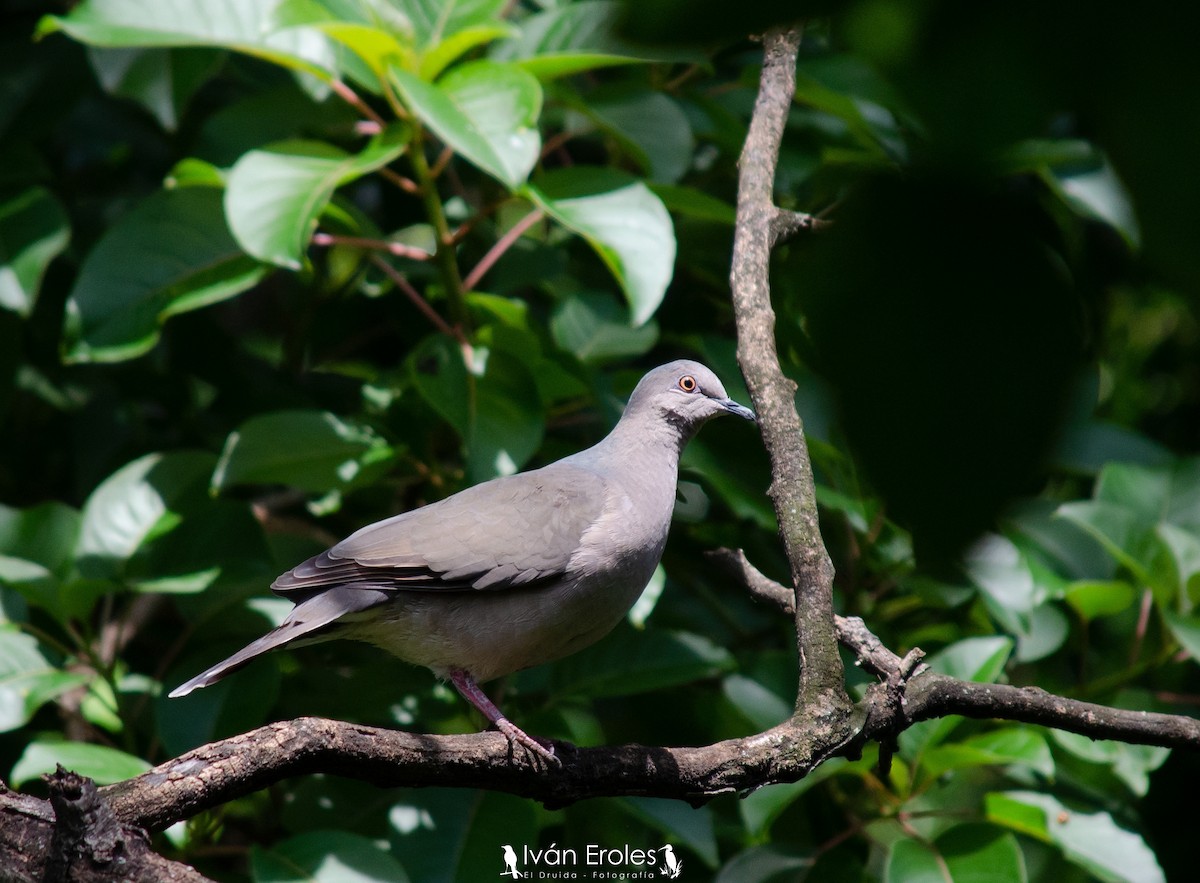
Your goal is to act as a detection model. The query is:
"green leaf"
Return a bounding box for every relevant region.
[722,674,792,731]
[931,636,1013,683]
[526,168,675,326]
[389,61,541,189]
[212,410,396,495]
[64,188,267,363]
[550,290,658,363]
[0,628,62,732]
[1165,608,1200,663]
[0,187,70,318]
[251,829,411,883]
[1050,160,1140,247]
[1158,522,1200,604]
[987,791,1164,883]
[464,350,544,484]
[716,846,812,883]
[920,727,1054,779]
[1096,459,1200,529]
[1050,730,1169,796]
[738,761,850,839]
[1064,580,1136,620]
[388,790,535,883]
[493,1,653,79]
[547,626,734,699]
[966,534,1040,615]
[650,184,736,225]
[166,157,227,189]
[409,338,545,483]
[298,2,416,80]
[584,90,694,184]
[11,737,150,787]
[76,451,216,580]
[417,24,512,80]
[1056,501,1154,587]
[0,502,81,576]
[87,46,223,131]
[398,0,505,47]
[225,129,407,268]
[617,796,719,868]
[39,0,340,80]
[886,825,1026,883]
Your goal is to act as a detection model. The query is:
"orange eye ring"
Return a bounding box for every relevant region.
[678,375,697,393]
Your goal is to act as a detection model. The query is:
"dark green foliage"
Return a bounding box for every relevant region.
[0,1,1197,881]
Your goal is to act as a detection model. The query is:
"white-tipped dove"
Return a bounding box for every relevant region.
[170,360,755,761]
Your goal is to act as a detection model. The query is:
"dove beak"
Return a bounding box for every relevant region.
[722,399,757,422]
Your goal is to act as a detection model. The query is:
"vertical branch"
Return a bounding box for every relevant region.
[409,135,471,332]
[728,27,849,714]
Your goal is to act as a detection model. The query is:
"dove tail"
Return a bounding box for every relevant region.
[167,626,295,698]
[168,587,392,698]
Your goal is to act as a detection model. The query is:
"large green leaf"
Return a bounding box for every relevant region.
[1058,458,1200,602]
[225,128,407,268]
[389,61,541,189]
[1050,729,1169,797]
[63,188,267,363]
[10,737,150,787]
[583,90,694,184]
[291,1,416,80]
[0,628,79,733]
[919,727,1054,780]
[493,1,653,79]
[76,451,216,580]
[551,290,658,363]
[0,502,81,576]
[251,830,411,883]
[886,825,1026,883]
[87,46,224,131]
[987,791,1164,883]
[409,337,545,484]
[398,0,505,46]
[617,797,719,869]
[388,790,535,883]
[526,168,675,326]
[212,410,396,494]
[38,0,339,79]
[0,187,70,318]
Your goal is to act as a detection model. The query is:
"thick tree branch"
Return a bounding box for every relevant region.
[101,717,856,834]
[729,26,849,714]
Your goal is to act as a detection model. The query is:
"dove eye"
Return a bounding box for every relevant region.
[678,375,698,393]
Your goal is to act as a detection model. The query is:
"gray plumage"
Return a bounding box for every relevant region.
[170,360,754,756]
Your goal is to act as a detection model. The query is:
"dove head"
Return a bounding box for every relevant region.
[623,360,756,443]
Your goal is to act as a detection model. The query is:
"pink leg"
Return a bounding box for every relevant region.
[448,669,557,763]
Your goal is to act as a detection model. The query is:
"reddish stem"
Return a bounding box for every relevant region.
[462,208,545,292]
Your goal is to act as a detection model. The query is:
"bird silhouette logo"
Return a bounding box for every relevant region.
[659,844,683,878]
[500,845,523,878]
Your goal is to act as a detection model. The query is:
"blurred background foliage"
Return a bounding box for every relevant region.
[0,0,1197,881]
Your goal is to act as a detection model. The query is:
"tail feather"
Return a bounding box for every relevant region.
[168,588,391,698]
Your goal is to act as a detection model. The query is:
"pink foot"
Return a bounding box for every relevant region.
[448,669,560,765]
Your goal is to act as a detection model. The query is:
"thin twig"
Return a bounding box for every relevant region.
[368,253,465,344]
[313,232,432,262]
[328,79,387,128]
[461,208,545,292]
[380,166,422,195]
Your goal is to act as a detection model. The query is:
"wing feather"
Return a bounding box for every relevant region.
[271,463,606,599]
